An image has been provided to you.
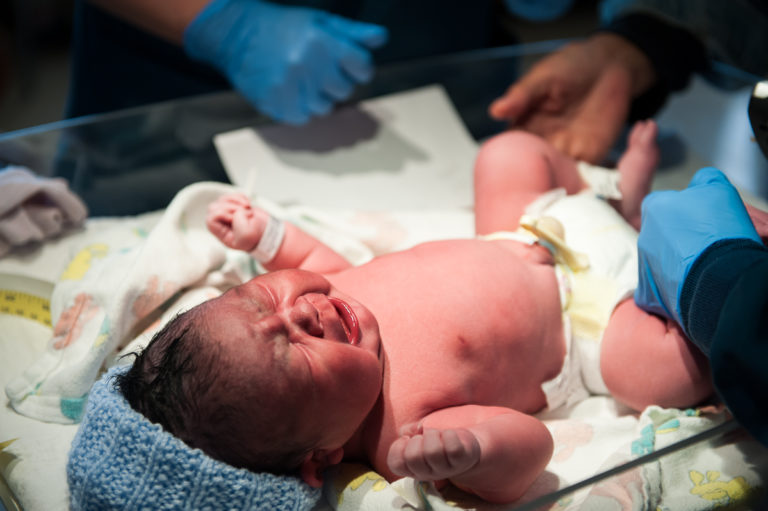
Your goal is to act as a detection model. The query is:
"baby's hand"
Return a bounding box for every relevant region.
[387,424,481,482]
[206,194,269,251]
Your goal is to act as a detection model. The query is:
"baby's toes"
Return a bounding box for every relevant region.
[630,120,658,148]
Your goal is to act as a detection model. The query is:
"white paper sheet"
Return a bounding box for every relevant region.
[213,85,478,211]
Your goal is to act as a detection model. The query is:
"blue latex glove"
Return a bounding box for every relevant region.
[184,0,388,124]
[635,167,761,327]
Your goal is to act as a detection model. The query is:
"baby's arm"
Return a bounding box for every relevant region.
[387,405,553,504]
[206,193,352,273]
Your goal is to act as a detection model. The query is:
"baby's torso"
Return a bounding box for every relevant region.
[328,191,640,479]
[330,239,567,447]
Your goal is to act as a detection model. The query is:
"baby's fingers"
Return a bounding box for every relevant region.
[388,434,432,480]
[387,433,434,479]
[206,208,234,241]
[398,421,422,437]
[420,429,480,477]
[220,193,251,206]
[442,429,480,472]
[401,432,435,479]
[230,208,261,251]
[207,195,250,226]
[208,194,249,213]
[207,201,233,221]
[386,436,411,476]
[419,429,451,476]
[387,429,480,481]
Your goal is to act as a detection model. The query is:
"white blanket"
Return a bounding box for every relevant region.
[326,405,768,511]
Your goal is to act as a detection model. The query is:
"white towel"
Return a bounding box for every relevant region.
[4,182,240,423]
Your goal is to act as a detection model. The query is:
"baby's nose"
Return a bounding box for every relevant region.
[289,299,324,337]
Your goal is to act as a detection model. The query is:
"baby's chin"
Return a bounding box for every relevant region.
[358,311,383,361]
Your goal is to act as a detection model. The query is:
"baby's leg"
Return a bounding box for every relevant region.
[474,131,585,234]
[600,299,713,412]
[613,120,659,230]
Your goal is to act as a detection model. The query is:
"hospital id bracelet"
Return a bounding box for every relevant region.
[250,214,286,263]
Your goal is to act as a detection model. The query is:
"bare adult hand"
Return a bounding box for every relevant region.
[490,34,656,164]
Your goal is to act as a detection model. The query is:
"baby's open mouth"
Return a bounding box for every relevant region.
[328,297,360,345]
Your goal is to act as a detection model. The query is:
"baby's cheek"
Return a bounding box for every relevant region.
[349,354,383,398]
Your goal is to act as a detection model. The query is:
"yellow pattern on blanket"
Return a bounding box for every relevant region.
[689,470,751,505]
[4,183,244,424]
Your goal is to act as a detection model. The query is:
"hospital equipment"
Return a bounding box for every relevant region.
[1,42,767,511]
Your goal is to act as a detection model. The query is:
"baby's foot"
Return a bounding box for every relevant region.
[614,120,659,229]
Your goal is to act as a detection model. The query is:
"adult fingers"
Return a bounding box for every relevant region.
[688,167,730,188]
[300,79,334,117]
[320,65,355,101]
[322,14,389,48]
[334,38,375,83]
[489,82,538,122]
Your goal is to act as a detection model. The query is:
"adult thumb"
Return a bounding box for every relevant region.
[687,167,731,189]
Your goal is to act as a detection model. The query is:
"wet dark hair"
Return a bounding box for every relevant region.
[114,304,312,474]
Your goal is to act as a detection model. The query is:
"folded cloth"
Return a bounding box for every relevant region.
[5,181,239,423]
[0,166,87,256]
[68,366,321,511]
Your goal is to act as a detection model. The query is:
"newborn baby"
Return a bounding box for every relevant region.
[117,121,713,504]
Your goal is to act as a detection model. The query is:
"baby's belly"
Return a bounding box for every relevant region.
[388,329,566,415]
[457,339,562,412]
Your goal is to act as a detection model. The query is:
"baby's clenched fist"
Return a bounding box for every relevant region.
[206,194,270,252]
[387,425,481,482]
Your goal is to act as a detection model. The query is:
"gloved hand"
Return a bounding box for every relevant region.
[184,0,388,124]
[635,167,761,327]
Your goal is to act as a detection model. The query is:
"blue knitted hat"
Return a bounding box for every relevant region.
[67,366,321,510]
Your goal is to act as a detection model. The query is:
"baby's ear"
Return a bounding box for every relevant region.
[299,447,344,487]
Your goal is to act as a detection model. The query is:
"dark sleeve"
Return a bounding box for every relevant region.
[598,13,709,120]
[680,239,768,445]
[67,1,230,118]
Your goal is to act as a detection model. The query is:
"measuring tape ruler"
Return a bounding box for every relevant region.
[0,274,53,328]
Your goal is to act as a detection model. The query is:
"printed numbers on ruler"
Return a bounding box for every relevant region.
[0,289,52,327]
